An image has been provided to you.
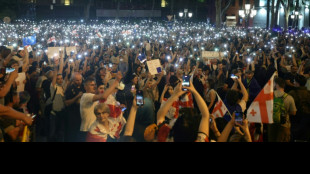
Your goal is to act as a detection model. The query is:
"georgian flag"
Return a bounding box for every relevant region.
[47,36,56,44]
[34,27,40,33]
[96,32,103,38]
[247,73,276,124]
[212,94,231,118]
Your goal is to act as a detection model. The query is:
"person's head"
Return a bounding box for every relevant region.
[131,74,138,85]
[56,73,63,85]
[7,59,19,70]
[5,91,19,108]
[245,70,254,80]
[294,74,307,87]
[206,79,215,90]
[274,77,286,91]
[171,108,201,142]
[97,81,105,94]
[84,77,96,93]
[291,65,298,74]
[19,91,30,107]
[226,89,241,106]
[18,49,26,57]
[72,72,83,87]
[46,70,54,80]
[94,103,110,125]
[112,63,118,71]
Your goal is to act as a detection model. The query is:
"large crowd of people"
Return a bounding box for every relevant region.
[0,19,310,142]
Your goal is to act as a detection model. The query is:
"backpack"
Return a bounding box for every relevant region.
[273,93,288,124]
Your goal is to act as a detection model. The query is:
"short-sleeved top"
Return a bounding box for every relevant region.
[80,93,98,132]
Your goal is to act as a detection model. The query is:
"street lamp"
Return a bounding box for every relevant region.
[291,10,303,28]
[179,9,193,19]
[239,3,257,28]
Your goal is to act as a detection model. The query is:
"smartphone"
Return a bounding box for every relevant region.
[43,61,47,66]
[235,112,243,125]
[136,90,144,106]
[6,68,15,74]
[182,75,190,91]
[31,114,37,119]
[121,107,127,112]
[230,74,238,79]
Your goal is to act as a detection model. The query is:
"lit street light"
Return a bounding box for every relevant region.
[239,3,257,28]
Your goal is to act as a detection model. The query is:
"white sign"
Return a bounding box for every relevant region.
[147,59,162,75]
[15,72,26,92]
[47,47,64,58]
[202,51,225,59]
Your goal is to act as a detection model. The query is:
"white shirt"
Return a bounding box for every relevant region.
[80,93,98,132]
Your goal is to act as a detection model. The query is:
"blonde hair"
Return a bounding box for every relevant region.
[94,103,110,115]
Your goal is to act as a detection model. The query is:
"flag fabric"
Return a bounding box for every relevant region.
[212,93,231,118]
[23,34,36,46]
[247,72,277,124]
[179,92,194,108]
[96,32,103,38]
[47,36,56,44]
[34,27,40,33]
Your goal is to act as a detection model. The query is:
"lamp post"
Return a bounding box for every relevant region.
[179,9,193,22]
[239,3,257,28]
[290,10,303,29]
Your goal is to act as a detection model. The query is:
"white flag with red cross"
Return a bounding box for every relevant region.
[247,73,276,123]
[47,36,56,44]
[212,93,231,118]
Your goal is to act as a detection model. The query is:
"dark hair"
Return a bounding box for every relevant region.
[274,77,286,89]
[171,108,201,142]
[226,89,240,106]
[207,79,215,89]
[294,74,307,86]
[19,91,31,104]
[84,77,96,86]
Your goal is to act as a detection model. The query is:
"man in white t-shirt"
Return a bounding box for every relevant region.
[79,71,123,141]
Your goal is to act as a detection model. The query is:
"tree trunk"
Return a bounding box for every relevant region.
[221,0,232,22]
[84,0,93,21]
[272,0,281,29]
[266,0,270,28]
[170,0,174,15]
[215,0,222,28]
[270,0,275,29]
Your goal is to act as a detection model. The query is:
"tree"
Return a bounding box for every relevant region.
[270,0,281,29]
[84,0,94,21]
[279,0,293,30]
[215,0,232,28]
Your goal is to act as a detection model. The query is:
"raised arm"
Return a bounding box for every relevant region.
[237,76,248,102]
[0,104,33,126]
[123,98,139,136]
[0,69,18,98]
[184,81,210,138]
[157,83,186,125]
[92,71,123,102]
